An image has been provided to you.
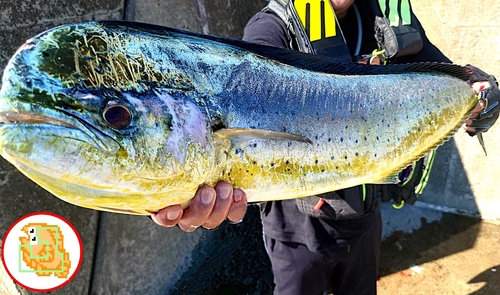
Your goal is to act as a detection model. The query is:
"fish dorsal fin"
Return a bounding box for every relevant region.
[372,62,472,81]
[227,40,472,81]
[214,128,312,145]
[94,21,472,81]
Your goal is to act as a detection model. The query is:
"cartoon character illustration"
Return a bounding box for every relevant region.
[18,223,71,278]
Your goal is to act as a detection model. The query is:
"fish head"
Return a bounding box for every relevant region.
[0,24,218,213]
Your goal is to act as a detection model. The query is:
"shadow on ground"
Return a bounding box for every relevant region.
[379,213,500,294]
[380,213,480,277]
[467,264,500,295]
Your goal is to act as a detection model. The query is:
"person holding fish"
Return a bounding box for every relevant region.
[152,0,499,294]
[0,0,497,292]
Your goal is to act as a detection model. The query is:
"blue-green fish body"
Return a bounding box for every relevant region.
[0,21,477,214]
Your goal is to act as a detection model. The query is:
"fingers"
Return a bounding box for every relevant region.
[201,182,234,229]
[463,92,489,135]
[464,101,486,126]
[178,185,216,232]
[465,82,491,127]
[472,81,491,94]
[151,182,248,233]
[151,185,216,232]
[151,204,183,227]
[198,182,247,229]
[466,65,497,85]
[227,188,247,223]
[465,68,500,136]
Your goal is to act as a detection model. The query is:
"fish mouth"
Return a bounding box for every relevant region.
[0,110,120,153]
[0,111,74,127]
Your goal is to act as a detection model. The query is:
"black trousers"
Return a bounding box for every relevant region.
[264,209,382,295]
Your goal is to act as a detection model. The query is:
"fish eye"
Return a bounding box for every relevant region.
[103,105,132,129]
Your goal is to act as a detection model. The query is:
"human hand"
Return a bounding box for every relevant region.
[463,65,500,136]
[151,182,247,232]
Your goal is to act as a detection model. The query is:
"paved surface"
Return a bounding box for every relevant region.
[1,0,500,294]
[379,204,500,295]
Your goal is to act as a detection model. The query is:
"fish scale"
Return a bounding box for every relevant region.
[219,71,469,198]
[0,21,477,214]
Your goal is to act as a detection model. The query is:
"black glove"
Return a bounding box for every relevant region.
[465,65,500,136]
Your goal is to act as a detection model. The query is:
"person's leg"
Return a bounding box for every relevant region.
[264,236,335,295]
[329,209,382,295]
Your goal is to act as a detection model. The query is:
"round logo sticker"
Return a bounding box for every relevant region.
[1,212,83,292]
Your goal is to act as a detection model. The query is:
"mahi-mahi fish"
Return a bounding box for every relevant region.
[0,21,478,215]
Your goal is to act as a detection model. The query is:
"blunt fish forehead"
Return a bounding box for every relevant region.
[9,23,195,94]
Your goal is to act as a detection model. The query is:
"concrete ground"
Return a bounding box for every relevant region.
[378,204,500,295]
[1,0,500,294]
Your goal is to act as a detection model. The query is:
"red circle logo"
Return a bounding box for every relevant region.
[1,212,83,292]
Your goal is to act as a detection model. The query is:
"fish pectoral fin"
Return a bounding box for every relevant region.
[214,128,312,145]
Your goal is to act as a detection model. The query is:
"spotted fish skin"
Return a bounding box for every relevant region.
[0,21,477,214]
